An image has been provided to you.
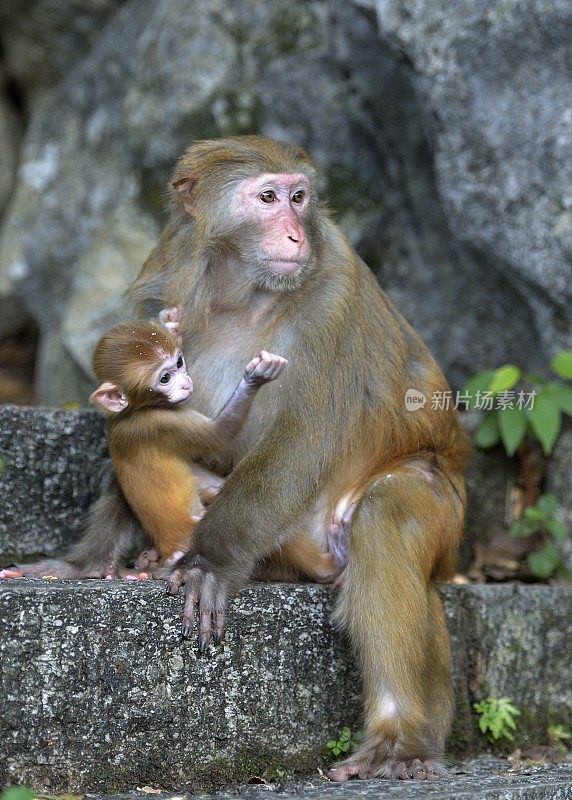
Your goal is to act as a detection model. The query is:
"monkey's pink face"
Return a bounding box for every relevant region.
[234,173,310,276]
[154,351,193,404]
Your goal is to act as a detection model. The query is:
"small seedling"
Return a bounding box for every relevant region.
[473,697,520,743]
[548,723,571,752]
[510,493,570,579]
[325,726,357,759]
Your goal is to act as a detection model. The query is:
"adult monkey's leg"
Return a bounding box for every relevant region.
[330,461,465,781]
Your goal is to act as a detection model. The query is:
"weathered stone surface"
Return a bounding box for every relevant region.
[89,759,572,800]
[0,405,107,561]
[0,73,21,221]
[546,428,572,570]
[0,0,126,99]
[0,0,555,405]
[0,580,360,792]
[0,581,570,793]
[373,0,572,357]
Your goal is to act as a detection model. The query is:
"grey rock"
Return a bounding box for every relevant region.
[461,413,515,569]
[0,0,126,99]
[89,760,572,800]
[546,428,572,570]
[0,405,107,562]
[373,0,572,357]
[0,0,551,406]
[0,76,22,222]
[0,580,570,793]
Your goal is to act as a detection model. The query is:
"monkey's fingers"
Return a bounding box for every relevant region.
[166,567,188,594]
[197,573,229,652]
[327,523,349,569]
[248,352,288,382]
[244,355,263,377]
[180,567,205,639]
[159,306,181,326]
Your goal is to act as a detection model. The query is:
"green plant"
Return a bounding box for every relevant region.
[473,697,520,743]
[0,788,34,800]
[510,493,570,579]
[464,350,572,457]
[548,723,571,752]
[325,726,356,759]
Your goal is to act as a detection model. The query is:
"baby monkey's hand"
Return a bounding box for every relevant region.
[244,351,288,384]
[159,306,183,345]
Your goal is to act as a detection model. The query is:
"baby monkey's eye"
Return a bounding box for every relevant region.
[177,355,184,369]
[291,189,305,204]
[259,190,276,204]
[159,373,171,385]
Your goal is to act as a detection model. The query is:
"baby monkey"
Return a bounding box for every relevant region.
[89,315,347,583]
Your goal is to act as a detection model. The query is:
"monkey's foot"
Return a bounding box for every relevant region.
[134,547,160,570]
[328,756,443,781]
[0,568,23,579]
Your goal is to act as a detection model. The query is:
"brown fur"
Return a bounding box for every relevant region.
[128,135,470,778]
[17,135,469,778]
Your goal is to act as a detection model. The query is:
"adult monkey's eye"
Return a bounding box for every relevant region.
[159,373,171,385]
[259,190,275,204]
[177,355,184,369]
[291,190,305,204]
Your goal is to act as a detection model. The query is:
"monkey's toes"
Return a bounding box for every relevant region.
[0,568,23,579]
[398,759,439,780]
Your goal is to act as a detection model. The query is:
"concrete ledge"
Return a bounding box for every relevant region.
[1,581,570,793]
[88,760,572,799]
[0,405,107,561]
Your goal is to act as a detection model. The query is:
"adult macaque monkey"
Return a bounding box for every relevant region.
[126,135,469,781]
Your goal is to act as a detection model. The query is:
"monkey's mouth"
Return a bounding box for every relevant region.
[265,259,302,275]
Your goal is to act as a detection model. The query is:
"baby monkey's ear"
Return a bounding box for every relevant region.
[90,382,129,413]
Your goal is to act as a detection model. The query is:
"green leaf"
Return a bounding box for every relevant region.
[474,412,500,449]
[536,493,556,518]
[528,391,562,455]
[547,518,568,542]
[551,350,572,379]
[522,372,545,384]
[489,364,521,394]
[549,383,572,416]
[527,542,561,578]
[510,518,540,537]
[523,506,544,521]
[1,790,35,800]
[498,406,527,456]
[463,371,495,407]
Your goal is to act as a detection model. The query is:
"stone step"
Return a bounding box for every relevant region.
[1,408,571,794]
[87,760,572,800]
[1,580,570,794]
[0,405,106,562]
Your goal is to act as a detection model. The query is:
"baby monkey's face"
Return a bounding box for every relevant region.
[153,350,193,405]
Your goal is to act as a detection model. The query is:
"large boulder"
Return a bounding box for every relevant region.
[373,0,572,358]
[0,0,563,405]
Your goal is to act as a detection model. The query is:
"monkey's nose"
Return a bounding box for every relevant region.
[287,233,300,243]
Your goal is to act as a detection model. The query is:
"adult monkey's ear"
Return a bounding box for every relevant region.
[172,173,198,215]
